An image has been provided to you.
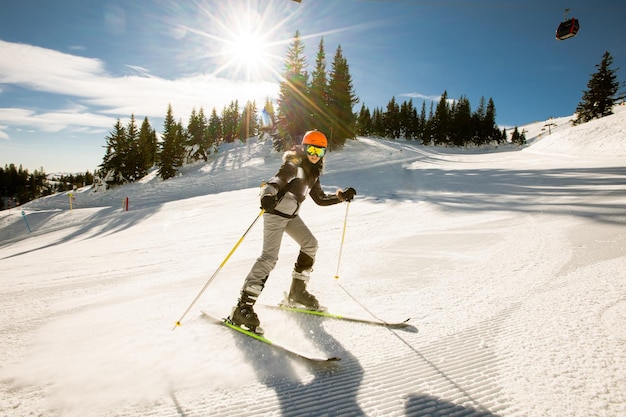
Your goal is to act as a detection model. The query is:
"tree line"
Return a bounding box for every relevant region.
[355,92,514,146]
[0,164,93,210]
[98,100,265,185]
[98,30,359,185]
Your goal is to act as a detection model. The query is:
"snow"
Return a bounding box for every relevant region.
[2,107,626,417]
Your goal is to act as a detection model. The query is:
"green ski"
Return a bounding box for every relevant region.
[201,311,341,363]
[266,303,414,329]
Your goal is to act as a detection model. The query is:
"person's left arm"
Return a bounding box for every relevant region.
[309,180,356,206]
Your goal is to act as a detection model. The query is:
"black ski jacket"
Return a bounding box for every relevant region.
[262,148,341,218]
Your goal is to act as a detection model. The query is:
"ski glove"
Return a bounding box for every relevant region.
[261,194,278,211]
[338,187,357,202]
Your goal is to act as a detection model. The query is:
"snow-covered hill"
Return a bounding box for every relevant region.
[1,108,625,417]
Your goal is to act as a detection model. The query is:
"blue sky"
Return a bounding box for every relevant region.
[1,0,625,173]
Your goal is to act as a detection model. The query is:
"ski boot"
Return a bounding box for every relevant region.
[229,291,263,334]
[287,270,323,311]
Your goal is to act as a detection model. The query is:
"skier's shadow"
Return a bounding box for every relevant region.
[233,311,366,416]
[404,393,500,416]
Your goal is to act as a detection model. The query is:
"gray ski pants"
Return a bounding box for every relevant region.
[242,213,318,295]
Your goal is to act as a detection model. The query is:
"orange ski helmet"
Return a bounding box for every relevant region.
[302,130,328,148]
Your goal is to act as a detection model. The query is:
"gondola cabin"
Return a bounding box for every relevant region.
[556,17,580,40]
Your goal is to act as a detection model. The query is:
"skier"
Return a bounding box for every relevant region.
[230,130,356,333]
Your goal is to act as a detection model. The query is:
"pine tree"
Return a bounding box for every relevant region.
[470,97,500,145]
[432,91,450,145]
[399,99,418,139]
[384,97,400,138]
[575,51,622,124]
[207,107,222,151]
[422,101,435,145]
[328,44,359,149]
[138,116,157,173]
[158,104,185,180]
[176,120,187,164]
[125,114,141,181]
[418,101,427,144]
[471,96,487,145]
[356,103,372,136]
[239,100,258,141]
[310,38,332,136]
[400,98,419,140]
[519,129,527,145]
[100,119,127,185]
[510,126,526,146]
[372,107,384,137]
[409,100,419,140]
[276,30,309,151]
[221,100,240,143]
[187,107,209,161]
[450,95,472,147]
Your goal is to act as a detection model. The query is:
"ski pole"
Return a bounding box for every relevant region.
[173,209,264,329]
[334,202,350,279]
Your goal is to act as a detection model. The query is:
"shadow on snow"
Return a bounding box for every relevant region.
[328,165,626,225]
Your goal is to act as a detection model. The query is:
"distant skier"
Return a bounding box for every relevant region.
[230,130,356,333]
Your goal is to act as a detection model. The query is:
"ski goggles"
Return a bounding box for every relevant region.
[305,145,326,157]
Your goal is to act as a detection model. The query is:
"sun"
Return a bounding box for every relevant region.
[185,2,291,83]
[225,28,272,81]
[171,2,300,82]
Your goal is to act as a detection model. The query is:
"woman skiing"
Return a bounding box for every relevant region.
[230,130,356,334]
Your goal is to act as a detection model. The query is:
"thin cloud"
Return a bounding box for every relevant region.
[0,125,8,140]
[0,40,279,133]
[400,92,442,102]
[0,108,114,133]
[84,73,278,119]
[399,92,456,105]
[125,65,155,78]
[0,40,107,95]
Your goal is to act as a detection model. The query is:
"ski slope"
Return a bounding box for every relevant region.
[1,107,626,416]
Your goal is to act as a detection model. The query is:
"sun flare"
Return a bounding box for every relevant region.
[225,29,272,81]
[179,1,296,83]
